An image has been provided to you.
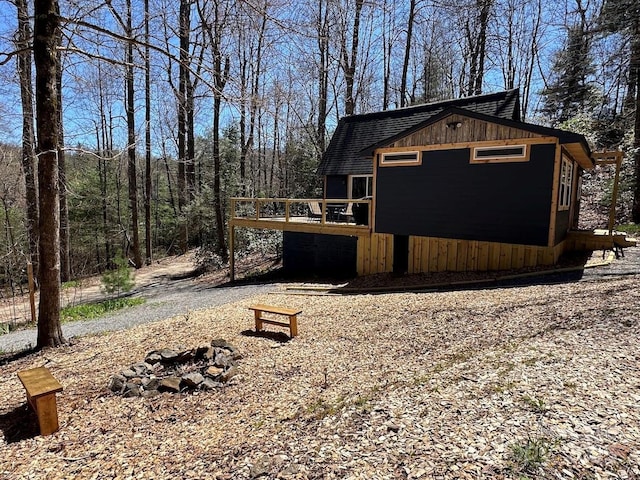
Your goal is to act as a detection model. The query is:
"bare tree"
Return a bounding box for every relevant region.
[340,0,364,115]
[198,0,231,260]
[125,0,142,267]
[400,0,417,107]
[15,0,39,281]
[34,0,64,348]
[144,0,152,264]
[56,8,70,282]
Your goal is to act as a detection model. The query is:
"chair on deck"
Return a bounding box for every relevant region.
[308,201,322,221]
[339,203,354,223]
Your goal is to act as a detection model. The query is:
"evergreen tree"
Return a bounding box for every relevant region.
[598,0,640,222]
[541,24,595,125]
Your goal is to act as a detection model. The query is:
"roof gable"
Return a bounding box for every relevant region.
[318,89,521,176]
[360,107,593,169]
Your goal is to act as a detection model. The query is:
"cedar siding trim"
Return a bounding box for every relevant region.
[376,136,560,157]
[471,144,528,163]
[548,140,562,247]
[379,150,421,167]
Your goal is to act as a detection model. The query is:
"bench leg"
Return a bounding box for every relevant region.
[289,315,298,337]
[34,394,60,436]
[254,309,263,332]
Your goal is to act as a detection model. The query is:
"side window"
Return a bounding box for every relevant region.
[559,156,573,210]
[471,144,528,163]
[379,151,420,166]
[350,175,373,198]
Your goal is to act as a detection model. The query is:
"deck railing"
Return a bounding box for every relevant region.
[230,197,372,227]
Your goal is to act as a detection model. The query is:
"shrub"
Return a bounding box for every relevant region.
[101,256,134,298]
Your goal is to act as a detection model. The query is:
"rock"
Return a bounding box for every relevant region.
[158,376,182,393]
[181,372,204,388]
[201,378,223,390]
[145,352,162,364]
[214,352,231,368]
[141,389,161,399]
[109,374,127,393]
[205,366,224,378]
[121,368,137,379]
[159,349,178,363]
[195,345,210,360]
[132,362,152,375]
[123,383,141,397]
[220,365,239,382]
[211,338,230,349]
[142,377,160,391]
[175,349,195,363]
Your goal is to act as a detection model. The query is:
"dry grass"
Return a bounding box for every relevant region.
[1,273,639,479]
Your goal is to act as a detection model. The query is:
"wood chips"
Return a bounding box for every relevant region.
[1,273,639,479]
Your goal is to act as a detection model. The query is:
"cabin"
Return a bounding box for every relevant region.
[229,89,627,279]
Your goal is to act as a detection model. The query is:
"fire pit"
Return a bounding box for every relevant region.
[108,339,241,398]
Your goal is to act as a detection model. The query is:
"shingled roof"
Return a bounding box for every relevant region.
[318,89,521,176]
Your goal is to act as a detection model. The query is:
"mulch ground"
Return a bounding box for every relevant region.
[1,255,639,479]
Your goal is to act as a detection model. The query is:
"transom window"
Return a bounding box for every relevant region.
[559,155,573,210]
[471,144,528,163]
[349,175,373,199]
[380,151,420,166]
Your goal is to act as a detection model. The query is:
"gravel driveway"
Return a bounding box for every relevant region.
[2,245,637,354]
[0,276,276,353]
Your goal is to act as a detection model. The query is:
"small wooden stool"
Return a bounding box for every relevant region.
[17,367,63,436]
[249,304,302,337]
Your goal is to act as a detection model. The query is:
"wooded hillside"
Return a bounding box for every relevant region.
[0,0,638,286]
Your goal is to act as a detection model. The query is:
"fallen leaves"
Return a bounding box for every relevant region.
[1,268,640,479]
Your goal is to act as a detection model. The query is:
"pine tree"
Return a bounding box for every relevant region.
[541,24,595,125]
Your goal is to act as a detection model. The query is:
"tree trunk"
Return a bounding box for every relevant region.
[34,0,64,348]
[125,0,142,268]
[177,0,190,250]
[400,0,416,107]
[341,0,364,115]
[16,0,39,282]
[317,0,329,153]
[630,16,640,222]
[144,0,153,264]
[212,58,230,261]
[57,26,70,282]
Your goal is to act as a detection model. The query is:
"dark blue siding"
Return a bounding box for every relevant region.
[375,144,556,246]
[555,210,570,244]
[283,232,357,277]
[325,175,348,199]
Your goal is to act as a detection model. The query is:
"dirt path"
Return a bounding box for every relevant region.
[0,254,198,329]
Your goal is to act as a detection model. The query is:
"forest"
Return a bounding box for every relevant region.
[0,0,638,345]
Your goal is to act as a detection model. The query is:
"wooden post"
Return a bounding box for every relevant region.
[592,151,623,235]
[27,262,36,324]
[608,155,622,234]
[229,224,235,282]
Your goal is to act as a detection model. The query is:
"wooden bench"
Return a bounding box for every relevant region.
[17,367,63,436]
[249,304,302,337]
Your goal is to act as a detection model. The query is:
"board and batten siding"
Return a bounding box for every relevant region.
[406,236,565,274]
[392,113,542,147]
[355,233,566,275]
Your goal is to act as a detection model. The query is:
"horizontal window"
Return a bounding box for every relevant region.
[471,144,528,163]
[380,151,420,166]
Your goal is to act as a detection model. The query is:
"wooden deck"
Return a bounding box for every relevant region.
[229,198,372,237]
[566,229,638,252]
